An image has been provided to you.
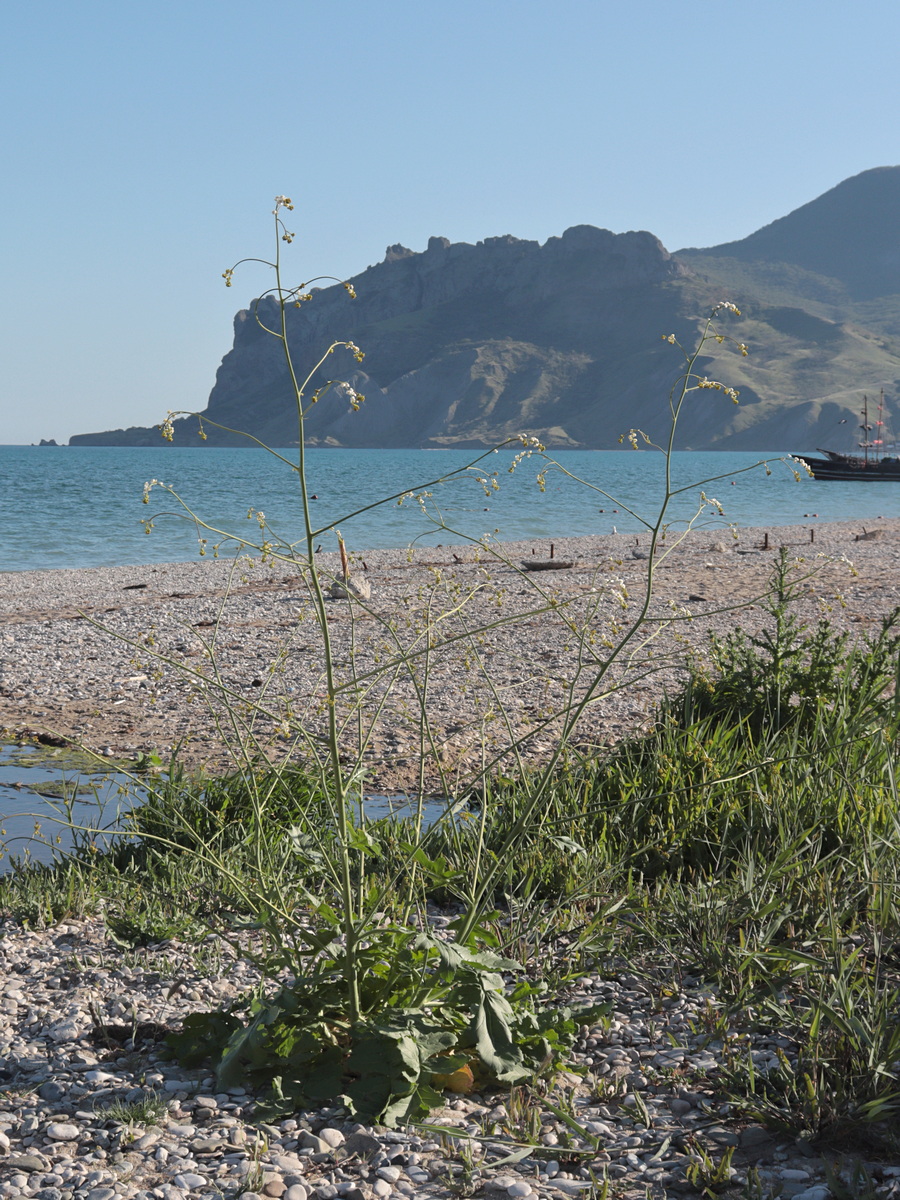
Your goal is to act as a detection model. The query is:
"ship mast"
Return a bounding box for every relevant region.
[859,394,872,467]
[873,388,885,455]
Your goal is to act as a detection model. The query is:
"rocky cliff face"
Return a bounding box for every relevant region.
[72,226,697,449]
[71,172,900,451]
[192,224,690,449]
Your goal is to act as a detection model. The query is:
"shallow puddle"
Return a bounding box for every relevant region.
[0,745,458,872]
[0,743,139,870]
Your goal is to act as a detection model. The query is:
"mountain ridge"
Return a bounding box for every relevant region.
[70,168,900,452]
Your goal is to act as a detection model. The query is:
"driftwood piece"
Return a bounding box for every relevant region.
[520,559,574,572]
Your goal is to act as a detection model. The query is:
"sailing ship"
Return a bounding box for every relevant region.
[800,391,900,480]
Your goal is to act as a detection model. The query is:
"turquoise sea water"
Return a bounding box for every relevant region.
[2,445,897,573]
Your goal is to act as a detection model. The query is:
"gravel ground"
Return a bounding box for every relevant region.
[1,519,899,790]
[2,915,899,1200]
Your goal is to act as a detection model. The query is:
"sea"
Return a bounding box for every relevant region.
[2,445,897,574]
[2,443,896,869]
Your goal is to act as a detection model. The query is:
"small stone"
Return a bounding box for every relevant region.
[506,1183,533,1198]
[317,1128,345,1150]
[262,1181,286,1198]
[704,1126,739,1147]
[297,1132,331,1155]
[32,1190,62,1200]
[330,577,372,602]
[174,1174,209,1191]
[738,1125,773,1149]
[84,1070,118,1084]
[372,1181,392,1199]
[85,1190,116,1200]
[667,1098,692,1117]
[341,1133,382,1160]
[6,1154,49,1171]
[285,1187,308,1200]
[781,1169,812,1182]
[268,1154,305,1174]
[583,1121,613,1137]
[38,1081,66,1103]
[48,1020,82,1042]
[376,1167,401,1184]
[45,1123,80,1142]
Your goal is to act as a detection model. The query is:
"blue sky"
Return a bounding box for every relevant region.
[3,0,900,444]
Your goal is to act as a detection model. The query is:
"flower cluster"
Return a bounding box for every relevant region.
[699,491,725,516]
[787,454,815,479]
[697,378,740,403]
[158,414,175,442]
[714,301,741,315]
[475,474,500,497]
[336,381,365,411]
[273,195,294,212]
[618,428,651,449]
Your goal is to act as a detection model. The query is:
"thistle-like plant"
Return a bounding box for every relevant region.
[43,199,821,1124]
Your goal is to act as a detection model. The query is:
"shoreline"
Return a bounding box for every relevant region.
[2,518,899,787]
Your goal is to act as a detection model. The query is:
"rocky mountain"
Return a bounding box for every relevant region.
[71,167,900,451]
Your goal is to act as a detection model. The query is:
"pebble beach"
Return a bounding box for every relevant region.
[1,517,900,1200]
[4,912,894,1200]
[1,519,898,788]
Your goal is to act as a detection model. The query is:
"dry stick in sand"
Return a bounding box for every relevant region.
[332,535,372,601]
